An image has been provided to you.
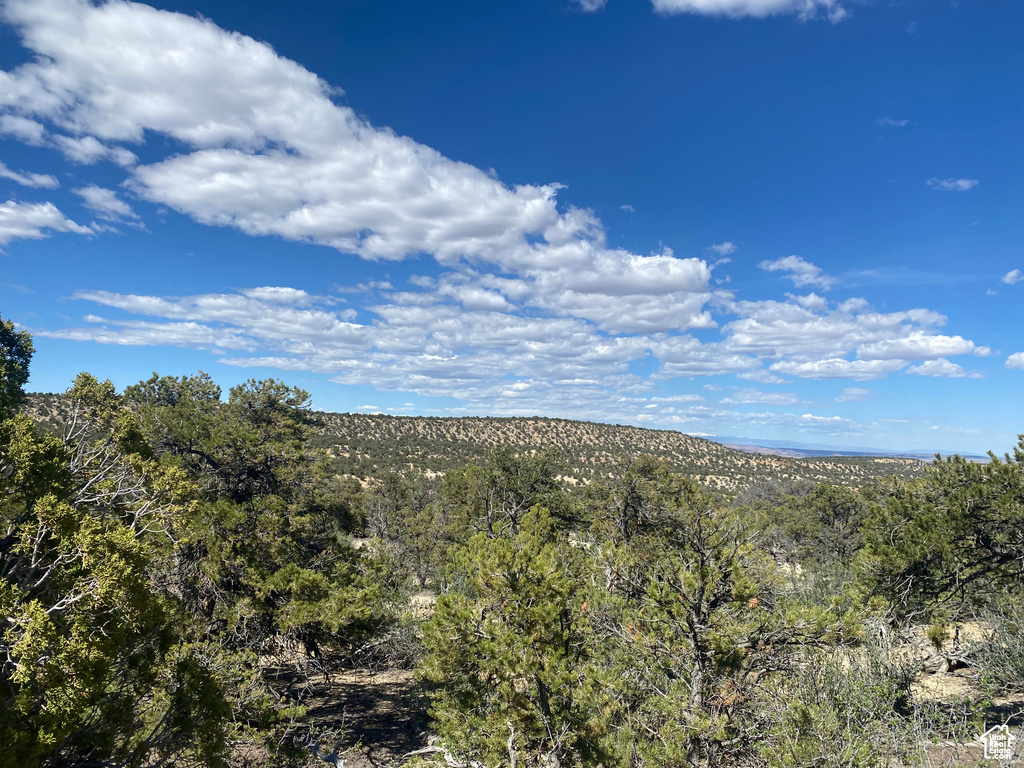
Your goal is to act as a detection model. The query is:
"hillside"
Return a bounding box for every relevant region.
[312,412,926,494]
[24,394,926,494]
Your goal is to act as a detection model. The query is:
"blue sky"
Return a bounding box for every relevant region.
[0,0,1020,454]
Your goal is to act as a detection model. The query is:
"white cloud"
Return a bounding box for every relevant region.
[651,0,847,22]
[74,185,138,221]
[786,292,828,310]
[240,286,316,304]
[1002,269,1022,285]
[0,199,91,247]
[1006,353,1024,371]
[53,134,137,166]
[857,332,976,361]
[56,282,970,403]
[0,114,47,144]
[800,413,850,425]
[720,388,803,405]
[877,118,909,128]
[652,335,761,377]
[0,0,990,430]
[926,178,978,192]
[722,296,950,362]
[650,394,706,403]
[0,0,715,336]
[835,387,871,402]
[769,358,906,381]
[758,255,835,290]
[905,358,981,378]
[40,319,257,351]
[736,368,786,384]
[0,161,58,189]
[573,0,609,10]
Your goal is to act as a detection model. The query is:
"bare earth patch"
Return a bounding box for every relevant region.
[304,669,429,768]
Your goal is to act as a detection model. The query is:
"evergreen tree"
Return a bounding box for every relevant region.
[0,314,32,418]
[0,357,251,766]
[857,445,1024,618]
[420,508,612,768]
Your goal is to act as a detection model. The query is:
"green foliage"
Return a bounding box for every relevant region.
[587,465,861,768]
[125,372,391,664]
[1,352,387,766]
[314,412,926,493]
[6,327,1022,768]
[751,482,867,567]
[364,471,450,588]
[0,371,228,767]
[420,508,611,768]
[0,312,33,418]
[439,447,573,535]
[972,597,1024,695]
[856,444,1024,618]
[421,461,867,768]
[762,637,920,768]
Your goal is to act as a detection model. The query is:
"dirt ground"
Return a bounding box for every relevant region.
[302,669,429,768]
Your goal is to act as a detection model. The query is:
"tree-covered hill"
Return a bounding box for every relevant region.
[25,394,926,493]
[311,411,925,493]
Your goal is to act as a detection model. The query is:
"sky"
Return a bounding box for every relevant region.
[0,0,1021,455]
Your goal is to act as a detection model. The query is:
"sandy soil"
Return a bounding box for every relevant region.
[303,669,429,768]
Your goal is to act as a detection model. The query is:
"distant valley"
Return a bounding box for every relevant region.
[714,435,991,462]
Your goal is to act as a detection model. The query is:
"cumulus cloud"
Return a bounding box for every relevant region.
[769,358,906,380]
[835,387,871,402]
[736,368,786,384]
[720,388,803,405]
[1002,269,1022,285]
[0,0,716,336]
[905,358,981,378]
[74,185,138,221]
[0,114,46,144]
[53,134,137,166]
[42,319,258,351]
[721,296,948,362]
[0,0,990,428]
[786,292,828,310]
[926,178,978,192]
[651,0,846,22]
[0,161,58,189]
[857,332,976,361]
[758,255,835,290]
[1006,353,1024,371]
[0,199,91,246]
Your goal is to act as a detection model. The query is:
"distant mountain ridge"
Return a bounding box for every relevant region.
[713,435,990,462]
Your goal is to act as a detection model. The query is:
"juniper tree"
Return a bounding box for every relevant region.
[124,372,393,665]
[857,443,1024,619]
[0,314,32,418]
[0,364,255,767]
[420,508,613,768]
